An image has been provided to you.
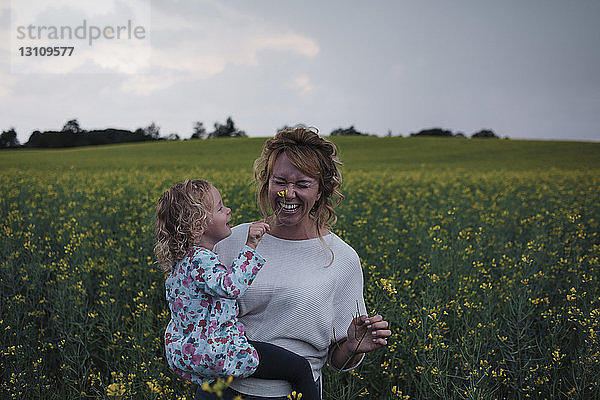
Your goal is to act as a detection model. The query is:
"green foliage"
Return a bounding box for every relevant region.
[191,121,207,139]
[209,117,246,138]
[472,129,499,139]
[1,137,599,399]
[410,128,455,137]
[143,122,161,140]
[62,119,84,134]
[24,119,160,148]
[0,128,20,148]
[330,126,368,136]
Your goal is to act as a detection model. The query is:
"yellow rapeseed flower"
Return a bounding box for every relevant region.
[106,383,126,397]
[287,390,303,400]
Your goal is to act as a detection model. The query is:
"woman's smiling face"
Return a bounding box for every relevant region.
[268,152,321,237]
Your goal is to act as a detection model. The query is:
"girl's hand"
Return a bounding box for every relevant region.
[345,314,391,354]
[245,221,270,249]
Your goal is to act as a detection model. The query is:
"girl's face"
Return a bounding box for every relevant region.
[268,152,321,237]
[200,186,232,248]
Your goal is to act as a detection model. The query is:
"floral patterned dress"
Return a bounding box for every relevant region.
[164,245,265,384]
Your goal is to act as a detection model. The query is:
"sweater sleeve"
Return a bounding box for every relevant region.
[190,246,265,299]
[327,249,367,371]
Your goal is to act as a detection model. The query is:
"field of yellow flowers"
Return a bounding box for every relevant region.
[1,137,599,399]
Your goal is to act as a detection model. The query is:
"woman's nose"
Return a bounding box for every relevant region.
[285,185,296,198]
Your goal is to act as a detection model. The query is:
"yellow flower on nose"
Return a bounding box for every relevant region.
[269,189,288,224]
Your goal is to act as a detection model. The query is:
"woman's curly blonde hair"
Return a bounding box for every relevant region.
[154,179,213,272]
[253,125,344,235]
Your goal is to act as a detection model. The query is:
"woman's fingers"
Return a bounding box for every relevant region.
[354,314,391,347]
[364,314,387,328]
[370,321,389,331]
[370,329,392,339]
[362,314,391,345]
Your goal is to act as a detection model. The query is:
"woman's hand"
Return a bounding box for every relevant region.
[346,314,391,353]
[331,314,391,370]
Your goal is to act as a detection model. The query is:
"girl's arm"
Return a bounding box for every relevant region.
[190,246,265,299]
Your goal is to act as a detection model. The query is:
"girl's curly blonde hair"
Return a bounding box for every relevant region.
[254,125,344,235]
[154,179,213,272]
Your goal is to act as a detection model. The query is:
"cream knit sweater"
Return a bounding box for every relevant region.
[214,223,366,398]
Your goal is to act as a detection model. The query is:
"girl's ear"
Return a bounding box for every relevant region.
[192,224,204,240]
[191,228,204,246]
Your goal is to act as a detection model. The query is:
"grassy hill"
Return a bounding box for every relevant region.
[2,136,599,173]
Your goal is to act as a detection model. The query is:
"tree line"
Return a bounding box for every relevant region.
[1,118,500,149]
[408,128,500,138]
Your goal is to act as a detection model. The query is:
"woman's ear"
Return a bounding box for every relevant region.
[312,191,322,211]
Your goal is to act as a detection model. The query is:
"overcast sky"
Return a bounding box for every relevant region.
[2,0,600,144]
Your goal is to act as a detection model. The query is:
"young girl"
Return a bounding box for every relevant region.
[155,179,319,399]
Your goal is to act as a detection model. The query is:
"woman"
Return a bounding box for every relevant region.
[197,126,391,399]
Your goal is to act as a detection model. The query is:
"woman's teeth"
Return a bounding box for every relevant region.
[281,203,299,211]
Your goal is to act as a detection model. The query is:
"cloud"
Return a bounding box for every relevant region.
[119,74,177,96]
[250,34,319,58]
[10,0,146,22]
[0,41,19,97]
[0,0,317,93]
[287,74,313,94]
[0,2,10,51]
[152,45,226,77]
[132,1,320,92]
[144,5,196,31]
[149,31,319,77]
[0,72,18,98]
[86,41,151,74]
